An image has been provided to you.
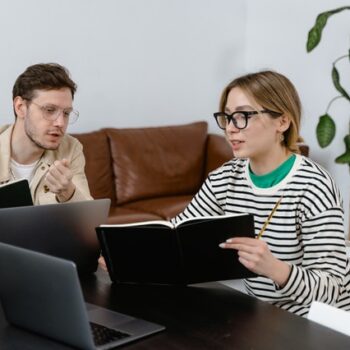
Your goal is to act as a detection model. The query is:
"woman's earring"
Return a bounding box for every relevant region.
[280,134,285,142]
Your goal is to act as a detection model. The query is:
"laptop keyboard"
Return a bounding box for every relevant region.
[90,321,131,346]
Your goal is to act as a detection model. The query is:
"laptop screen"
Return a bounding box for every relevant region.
[0,199,110,273]
[0,242,165,349]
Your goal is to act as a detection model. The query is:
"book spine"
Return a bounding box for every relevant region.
[97,229,116,282]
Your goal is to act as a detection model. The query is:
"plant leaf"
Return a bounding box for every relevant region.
[316,114,336,147]
[307,13,329,52]
[332,66,350,101]
[307,6,350,52]
[337,152,350,164]
[335,134,350,164]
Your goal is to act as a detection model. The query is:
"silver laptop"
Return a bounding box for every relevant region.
[0,242,165,349]
[0,199,110,274]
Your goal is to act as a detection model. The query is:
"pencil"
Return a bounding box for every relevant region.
[256,196,283,239]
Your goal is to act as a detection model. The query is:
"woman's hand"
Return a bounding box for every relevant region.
[220,237,291,287]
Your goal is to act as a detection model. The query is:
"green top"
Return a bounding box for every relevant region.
[249,154,296,188]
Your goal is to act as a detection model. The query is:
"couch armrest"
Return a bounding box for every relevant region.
[298,143,309,157]
[71,130,116,205]
[204,134,233,178]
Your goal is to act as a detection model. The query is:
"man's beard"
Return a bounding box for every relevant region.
[25,123,60,151]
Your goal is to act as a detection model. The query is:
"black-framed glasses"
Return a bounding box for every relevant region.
[213,110,281,130]
[29,101,79,124]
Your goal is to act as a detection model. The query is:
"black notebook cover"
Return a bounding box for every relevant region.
[96,213,257,285]
[0,179,33,209]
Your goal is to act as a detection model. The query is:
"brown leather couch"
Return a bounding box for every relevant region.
[73,121,232,224]
[73,121,309,225]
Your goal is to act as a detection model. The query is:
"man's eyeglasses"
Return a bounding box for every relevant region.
[213,110,281,130]
[29,101,79,124]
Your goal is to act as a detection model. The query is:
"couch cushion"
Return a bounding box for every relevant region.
[106,121,208,205]
[72,130,116,205]
[107,207,162,225]
[122,195,193,221]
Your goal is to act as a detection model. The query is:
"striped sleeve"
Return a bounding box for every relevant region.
[275,208,346,311]
[171,176,225,225]
[272,159,347,315]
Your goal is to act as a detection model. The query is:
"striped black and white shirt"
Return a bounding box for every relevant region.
[172,154,350,316]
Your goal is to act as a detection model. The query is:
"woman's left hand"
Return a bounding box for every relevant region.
[220,237,291,287]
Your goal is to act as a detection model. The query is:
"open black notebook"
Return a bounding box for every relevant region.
[96,213,256,285]
[0,179,33,209]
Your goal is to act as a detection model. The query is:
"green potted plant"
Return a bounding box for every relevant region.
[307,6,350,169]
[307,6,350,238]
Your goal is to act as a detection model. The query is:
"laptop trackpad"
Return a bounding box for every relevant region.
[86,303,134,326]
[86,303,165,335]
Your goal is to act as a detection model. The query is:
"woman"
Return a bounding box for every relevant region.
[172,70,350,316]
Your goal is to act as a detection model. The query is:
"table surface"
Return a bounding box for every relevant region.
[0,269,349,350]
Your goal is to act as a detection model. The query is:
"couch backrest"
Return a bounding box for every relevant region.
[72,125,309,207]
[72,130,116,205]
[105,121,208,205]
[204,134,233,178]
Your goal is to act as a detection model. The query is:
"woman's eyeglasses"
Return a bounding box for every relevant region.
[213,110,281,130]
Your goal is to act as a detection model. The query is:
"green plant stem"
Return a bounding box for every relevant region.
[307,6,350,167]
[326,95,344,113]
[333,54,349,65]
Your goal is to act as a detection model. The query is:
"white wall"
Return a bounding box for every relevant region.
[0,0,348,231]
[0,0,246,132]
[246,0,350,234]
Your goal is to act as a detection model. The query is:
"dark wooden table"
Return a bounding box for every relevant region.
[0,270,349,349]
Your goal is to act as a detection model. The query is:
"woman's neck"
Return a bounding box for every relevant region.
[249,147,292,175]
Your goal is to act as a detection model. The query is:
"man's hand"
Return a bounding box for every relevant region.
[45,159,76,202]
[98,255,108,271]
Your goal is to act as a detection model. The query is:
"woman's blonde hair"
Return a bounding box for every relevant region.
[219,70,302,153]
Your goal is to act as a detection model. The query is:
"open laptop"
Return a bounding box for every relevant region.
[0,242,164,349]
[0,199,110,274]
[0,179,33,208]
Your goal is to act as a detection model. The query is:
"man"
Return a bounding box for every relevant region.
[0,63,92,204]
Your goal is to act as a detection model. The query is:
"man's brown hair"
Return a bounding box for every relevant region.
[12,63,77,101]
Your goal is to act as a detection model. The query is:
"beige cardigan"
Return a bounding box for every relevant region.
[0,124,92,204]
